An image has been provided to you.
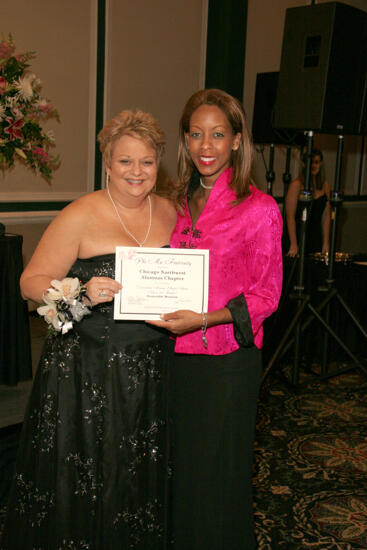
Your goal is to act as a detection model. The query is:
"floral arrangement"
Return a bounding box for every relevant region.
[37,278,91,334]
[0,34,59,182]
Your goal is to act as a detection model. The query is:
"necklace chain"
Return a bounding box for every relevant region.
[200,178,214,190]
[106,182,152,247]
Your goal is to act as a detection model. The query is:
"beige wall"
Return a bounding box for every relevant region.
[105,0,207,180]
[1,0,208,264]
[0,0,97,201]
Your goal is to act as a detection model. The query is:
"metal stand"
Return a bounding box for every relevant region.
[266,143,275,195]
[281,146,292,229]
[262,133,367,388]
[311,135,367,380]
[263,146,294,349]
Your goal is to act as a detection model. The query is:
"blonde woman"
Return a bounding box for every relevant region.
[1,110,176,549]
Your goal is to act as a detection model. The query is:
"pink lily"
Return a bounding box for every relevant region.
[4,116,24,140]
[0,77,6,95]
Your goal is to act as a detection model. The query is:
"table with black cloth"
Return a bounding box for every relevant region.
[264,255,367,370]
[0,234,32,385]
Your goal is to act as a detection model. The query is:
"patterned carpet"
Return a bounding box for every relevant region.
[1,365,367,548]
[254,366,367,549]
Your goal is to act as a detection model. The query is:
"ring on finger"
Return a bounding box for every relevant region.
[99,289,106,297]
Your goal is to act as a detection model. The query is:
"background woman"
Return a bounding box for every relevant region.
[150,89,283,549]
[1,110,176,549]
[285,148,330,257]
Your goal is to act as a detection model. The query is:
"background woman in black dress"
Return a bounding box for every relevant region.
[285,148,331,257]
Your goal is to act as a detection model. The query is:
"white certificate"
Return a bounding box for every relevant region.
[114,247,209,320]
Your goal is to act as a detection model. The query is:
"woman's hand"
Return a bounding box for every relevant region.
[85,277,122,306]
[286,244,299,258]
[147,310,203,335]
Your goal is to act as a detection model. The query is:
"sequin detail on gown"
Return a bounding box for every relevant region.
[1,254,172,550]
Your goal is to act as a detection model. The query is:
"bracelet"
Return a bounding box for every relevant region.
[201,312,208,349]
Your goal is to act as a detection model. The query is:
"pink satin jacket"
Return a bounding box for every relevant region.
[170,168,283,355]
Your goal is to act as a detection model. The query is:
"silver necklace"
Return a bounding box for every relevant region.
[106,182,152,247]
[200,178,214,190]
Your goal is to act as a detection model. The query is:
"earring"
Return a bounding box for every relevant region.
[106,173,110,186]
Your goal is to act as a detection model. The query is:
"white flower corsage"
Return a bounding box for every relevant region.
[37,277,91,334]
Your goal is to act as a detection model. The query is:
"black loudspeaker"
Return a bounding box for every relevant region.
[252,71,306,145]
[360,73,367,135]
[274,2,367,135]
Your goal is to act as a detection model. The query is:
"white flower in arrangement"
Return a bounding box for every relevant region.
[11,106,23,120]
[48,277,81,303]
[35,98,48,109]
[14,72,36,101]
[46,129,56,143]
[15,147,27,159]
[37,299,62,331]
[0,104,5,120]
[5,96,17,108]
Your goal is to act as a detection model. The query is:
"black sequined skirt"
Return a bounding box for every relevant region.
[1,255,173,550]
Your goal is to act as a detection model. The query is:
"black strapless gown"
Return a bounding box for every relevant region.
[282,194,327,255]
[298,194,327,254]
[302,194,327,253]
[1,254,173,550]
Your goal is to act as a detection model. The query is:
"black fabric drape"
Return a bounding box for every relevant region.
[0,234,32,385]
[205,0,248,101]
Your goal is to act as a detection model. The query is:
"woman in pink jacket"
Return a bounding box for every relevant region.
[151,89,283,550]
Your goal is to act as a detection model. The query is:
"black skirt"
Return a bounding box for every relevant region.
[170,346,262,550]
[1,255,173,550]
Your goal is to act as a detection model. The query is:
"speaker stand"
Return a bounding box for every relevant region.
[281,146,292,229]
[266,143,275,196]
[262,133,367,388]
[303,135,367,381]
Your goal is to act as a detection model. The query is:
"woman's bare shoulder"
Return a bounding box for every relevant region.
[69,190,104,209]
[45,191,104,238]
[58,190,104,217]
[289,178,302,189]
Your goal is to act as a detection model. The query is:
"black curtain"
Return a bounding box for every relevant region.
[205,0,248,102]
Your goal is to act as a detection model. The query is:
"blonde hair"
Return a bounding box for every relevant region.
[97,109,165,167]
[176,89,254,204]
